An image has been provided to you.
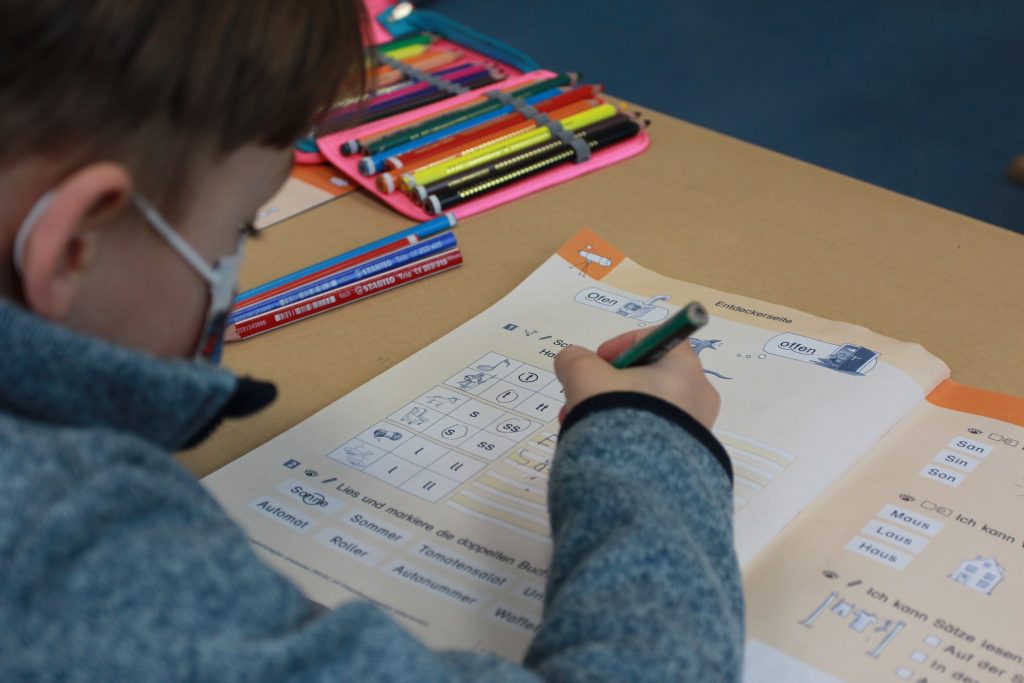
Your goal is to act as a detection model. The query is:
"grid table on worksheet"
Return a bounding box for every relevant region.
[326,352,565,507]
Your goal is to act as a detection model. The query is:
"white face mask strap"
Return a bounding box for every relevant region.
[12,191,56,277]
[131,194,217,283]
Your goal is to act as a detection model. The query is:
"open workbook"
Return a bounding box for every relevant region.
[203,228,1024,682]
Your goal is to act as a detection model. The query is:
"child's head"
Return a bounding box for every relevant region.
[0,0,366,359]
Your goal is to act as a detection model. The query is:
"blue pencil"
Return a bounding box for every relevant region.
[234,213,456,304]
[230,232,458,323]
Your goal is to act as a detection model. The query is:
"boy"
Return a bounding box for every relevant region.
[0,2,743,680]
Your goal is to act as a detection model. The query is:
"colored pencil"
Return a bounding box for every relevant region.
[415,112,635,199]
[404,102,619,189]
[423,116,642,214]
[374,33,434,54]
[363,87,565,179]
[339,79,542,156]
[363,74,578,156]
[230,232,458,323]
[352,68,504,127]
[233,213,456,304]
[371,50,462,89]
[386,85,603,172]
[390,98,598,197]
[227,249,463,341]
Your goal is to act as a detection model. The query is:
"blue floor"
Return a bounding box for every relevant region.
[430,1,1024,234]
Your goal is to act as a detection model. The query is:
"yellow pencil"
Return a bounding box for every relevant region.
[403,102,619,189]
[378,43,430,62]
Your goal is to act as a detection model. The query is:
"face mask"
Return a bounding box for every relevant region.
[13,191,245,363]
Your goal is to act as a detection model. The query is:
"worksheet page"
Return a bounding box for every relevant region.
[744,383,1024,683]
[203,228,948,660]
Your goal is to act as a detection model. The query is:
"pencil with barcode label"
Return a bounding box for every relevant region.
[226,249,463,341]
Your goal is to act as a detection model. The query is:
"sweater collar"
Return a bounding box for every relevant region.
[0,299,272,451]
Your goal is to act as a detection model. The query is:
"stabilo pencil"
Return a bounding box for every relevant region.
[363,73,578,156]
[374,33,434,54]
[386,85,603,172]
[355,69,504,126]
[392,98,597,192]
[340,78,549,155]
[362,87,564,177]
[233,233,437,312]
[230,232,458,323]
[412,115,644,202]
[376,42,429,62]
[404,102,619,189]
[233,213,456,304]
[323,63,495,128]
[423,116,642,214]
[371,50,462,89]
[227,249,463,341]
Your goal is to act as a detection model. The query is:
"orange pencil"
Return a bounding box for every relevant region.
[370,49,463,89]
[386,85,602,171]
[375,99,599,195]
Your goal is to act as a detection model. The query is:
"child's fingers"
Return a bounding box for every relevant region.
[595,327,655,361]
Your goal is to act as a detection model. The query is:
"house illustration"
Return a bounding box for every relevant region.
[950,556,1005,595]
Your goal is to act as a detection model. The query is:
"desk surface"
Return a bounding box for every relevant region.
[184,109,1024,478]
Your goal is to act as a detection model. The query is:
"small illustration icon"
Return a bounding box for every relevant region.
[518,371,540,383]
[950,556,1005,595]
[372,428,403,442]
[425,394,459,409]
[399,407,429,426]
[968,427,983,434]
[989,433,1020,447]
[303,469,318,478]
[475,358,510,372]
[283,459,301,469]
[456,371,490,391]
[342,443,377,468]
[573,244,613,276]
[502,323,518,331]
[920,500,954,516]
[899,493,915,503]
[689,338,733,380]
[813,344,879,375]
[822,569,839,580]
[616,295,669,320]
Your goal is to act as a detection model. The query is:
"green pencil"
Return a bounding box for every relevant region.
[611,301,708,369]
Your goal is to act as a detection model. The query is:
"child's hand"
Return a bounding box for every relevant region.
[554,329,721,430]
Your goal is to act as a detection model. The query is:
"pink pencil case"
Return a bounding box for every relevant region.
[318,69,650,221]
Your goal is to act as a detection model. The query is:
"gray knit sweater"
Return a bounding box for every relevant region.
[0,300,743,681]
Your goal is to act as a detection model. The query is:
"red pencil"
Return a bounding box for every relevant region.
[227,249,463,340]
[232,233,437,312]
[385,84,603,172]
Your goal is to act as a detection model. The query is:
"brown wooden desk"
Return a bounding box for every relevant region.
[184,109,1024,478]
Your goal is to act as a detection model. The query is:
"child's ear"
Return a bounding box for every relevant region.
[20,163,133,320]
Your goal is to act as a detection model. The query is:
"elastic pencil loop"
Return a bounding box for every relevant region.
[376,52,471,96]
[485,90,591,163]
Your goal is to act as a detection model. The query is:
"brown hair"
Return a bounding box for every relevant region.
[0,0,367,207]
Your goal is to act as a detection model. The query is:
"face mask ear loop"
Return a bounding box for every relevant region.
[131,194,217,284]
[12,191,57,278]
